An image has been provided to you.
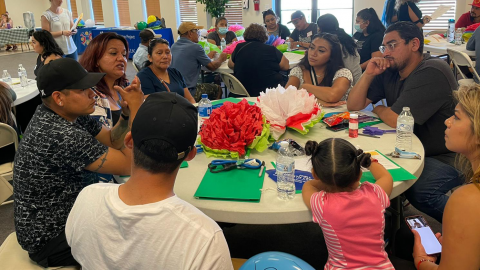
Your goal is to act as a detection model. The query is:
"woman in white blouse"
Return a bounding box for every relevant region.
[41,0,78,60]
[286,33,353,105]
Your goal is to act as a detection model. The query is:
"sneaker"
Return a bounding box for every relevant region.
[12,45,18,51]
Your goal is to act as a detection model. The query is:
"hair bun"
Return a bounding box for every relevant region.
[357,151,372,168]
[305,141,319,156]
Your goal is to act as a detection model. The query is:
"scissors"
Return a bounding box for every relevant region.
[208,159,262,173]
[363,126,396,136]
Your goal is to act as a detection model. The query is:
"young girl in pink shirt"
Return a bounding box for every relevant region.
[302,138,394,269]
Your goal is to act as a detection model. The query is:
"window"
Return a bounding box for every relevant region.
[146,0,162,18]
[69,0,78,18]
[178,0,198,24]
[280,0,353,35]
[224,0,243,25]
[417,0,456,31]
[317,0,353,35]
[117,0,131,26]
[91,0,104,24]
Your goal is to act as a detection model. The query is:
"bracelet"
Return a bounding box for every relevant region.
[121,113,129,121]
[417,259,434,269]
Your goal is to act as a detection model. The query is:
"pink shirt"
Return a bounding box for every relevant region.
[310,182,394,270]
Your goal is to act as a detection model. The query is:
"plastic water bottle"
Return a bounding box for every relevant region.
[220,38,226,52]
[448,19,455,42]
[286,37,291,52]
[204,44,210,55]
[276,141,295,200]
[198,93,212,117]
[2,70,12,84]
[455,28,463,45]
[18,64,27,87]
[395,107,414,152]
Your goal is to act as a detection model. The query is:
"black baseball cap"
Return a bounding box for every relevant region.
[131,92,198,161]
[37,58,105,98]
[288,10,305,24]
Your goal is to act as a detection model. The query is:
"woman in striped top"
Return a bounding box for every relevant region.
[302,138,394,269]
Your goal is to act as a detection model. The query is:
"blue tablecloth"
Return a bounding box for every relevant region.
[73,27,96,54]
[91,28,174,59]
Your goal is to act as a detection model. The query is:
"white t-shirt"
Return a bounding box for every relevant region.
[66,183,233,270]
[42,8,77,54]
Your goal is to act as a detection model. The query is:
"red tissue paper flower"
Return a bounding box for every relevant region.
[199,99,264,156]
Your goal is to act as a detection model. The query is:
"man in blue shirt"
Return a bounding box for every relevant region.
[133,29,162,70]
[171,22,227,95]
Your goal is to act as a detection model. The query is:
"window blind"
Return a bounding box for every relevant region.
[224,0,243,25]
[117,0,131,26]
[146,0,161,18]
[179,0,198,24]
[70,0,78,19]
[417,0,456,31]
[91,0,104,24]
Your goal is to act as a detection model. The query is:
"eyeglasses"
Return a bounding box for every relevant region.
[379,42,400,54]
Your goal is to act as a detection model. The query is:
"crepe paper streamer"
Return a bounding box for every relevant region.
[198,99,268,158]
[223,40,245,54]
[180,161,188,168]
[207,27,216,34]
[466,22,480,32]
[198,40,222,53]
[463,32,473,42]
[229,25,245,37]
[266,169,312,194]
[257,85,324,140]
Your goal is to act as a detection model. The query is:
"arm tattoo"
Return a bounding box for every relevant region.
[94,148,109,173]
[110,117,130,145]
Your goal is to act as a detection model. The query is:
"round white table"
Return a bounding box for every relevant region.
[119,98,425,225]
[9,78,39,106]
[424,42,475,57]
[207,52,304,73]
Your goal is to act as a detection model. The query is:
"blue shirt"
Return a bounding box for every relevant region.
[137,67,187,96]
[466,26,480,78]
[133,44,148,70]
[171,37,212,88]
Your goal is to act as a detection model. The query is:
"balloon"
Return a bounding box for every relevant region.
[147,15,157,25]
[85,19,95,28]
[137,21,147,30]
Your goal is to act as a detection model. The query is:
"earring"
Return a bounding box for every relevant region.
[59,102,63,106]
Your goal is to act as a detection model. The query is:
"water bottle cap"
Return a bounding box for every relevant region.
[403,107,410,111]
[201,94,208,98]
[279,141,289,148]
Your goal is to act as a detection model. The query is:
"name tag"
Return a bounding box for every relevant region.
[52,16,60,22]
[306,31,312,37]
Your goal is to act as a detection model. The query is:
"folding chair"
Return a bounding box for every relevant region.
[218,72,250,97]
[447,48,480,85]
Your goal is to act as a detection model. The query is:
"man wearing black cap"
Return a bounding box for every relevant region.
[13,58,144,267]
[288,10,317,49]
[133,29,162,70]
[65,92,233,269]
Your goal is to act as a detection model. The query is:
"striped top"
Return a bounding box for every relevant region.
[311,182,394,270]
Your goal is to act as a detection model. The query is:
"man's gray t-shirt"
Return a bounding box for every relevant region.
[367,54,456,162]
[171,37,212,89]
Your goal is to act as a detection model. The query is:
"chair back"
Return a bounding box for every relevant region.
[0,123,18,151]
[219,72,250,97]
[447,48,480,82]
[0,175,13,205]
[133,62,140,72]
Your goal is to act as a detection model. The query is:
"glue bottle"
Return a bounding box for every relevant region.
[349,114,358,138]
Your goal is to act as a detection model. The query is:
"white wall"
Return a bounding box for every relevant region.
[5,0,68,29]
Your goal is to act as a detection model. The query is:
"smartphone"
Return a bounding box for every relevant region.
[405,215,442,255]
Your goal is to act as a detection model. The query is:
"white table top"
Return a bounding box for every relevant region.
[424,42,475,57]
[208,52,304,73]
[118,98,425,225]
[9,78,39,106]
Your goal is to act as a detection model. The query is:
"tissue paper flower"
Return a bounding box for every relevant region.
[223,40,245,54]
[198,99,270,158]
[257,85,324,139]
[229,25,245,37]
[198,40,222,54]
[207,27,216,34]
[266,35,285,47]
